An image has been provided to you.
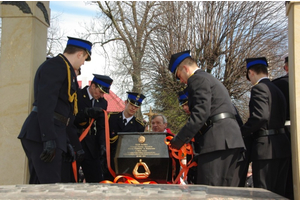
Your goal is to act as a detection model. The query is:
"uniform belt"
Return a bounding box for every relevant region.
[32,106,70,126]
[200,112,236,134]
[256,128,285,137]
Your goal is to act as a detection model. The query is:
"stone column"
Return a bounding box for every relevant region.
[0,1,50,184]
[286,2,300,199]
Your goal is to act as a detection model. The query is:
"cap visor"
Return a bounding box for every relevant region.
[85,50,91,61]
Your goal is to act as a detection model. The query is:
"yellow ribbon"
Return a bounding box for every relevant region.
[59,55,78,115]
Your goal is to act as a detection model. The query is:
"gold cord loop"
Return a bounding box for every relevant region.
[59,55,78,115]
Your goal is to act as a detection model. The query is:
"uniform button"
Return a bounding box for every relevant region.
[42,134,45,137]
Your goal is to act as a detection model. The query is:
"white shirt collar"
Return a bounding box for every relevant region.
[86,87,93,100]
[191,68,200,75]
[122,112,133,125]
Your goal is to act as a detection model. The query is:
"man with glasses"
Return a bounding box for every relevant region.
[168,50,245,186]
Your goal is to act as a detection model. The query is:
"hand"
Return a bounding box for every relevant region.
[84,107,103,118]
[62,143,76,162]
[76,149,85,162]
[170,136,184,150]
[40,140,56,162]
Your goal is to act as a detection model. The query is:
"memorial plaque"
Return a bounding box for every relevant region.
[114,132,170,182]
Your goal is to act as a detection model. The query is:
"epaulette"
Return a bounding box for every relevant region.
[108,112,120,119]
[135,118,145,126]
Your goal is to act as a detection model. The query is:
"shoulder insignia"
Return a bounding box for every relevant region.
[136,118,145,126]
[108,112,120,119]
[110,135,119,143]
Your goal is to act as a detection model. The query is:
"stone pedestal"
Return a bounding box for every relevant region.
[0,1,50,184]
[286,2,300,199]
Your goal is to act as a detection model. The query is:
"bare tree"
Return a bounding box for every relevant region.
[91,1,164,118]
[86,1,287,127]
[148,1,287,125]
[47,13,65,57]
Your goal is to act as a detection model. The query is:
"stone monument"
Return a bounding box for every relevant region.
[0,1,50,184]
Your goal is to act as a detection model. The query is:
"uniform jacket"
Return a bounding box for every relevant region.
[109,112,145,158]
[241,78,291,160]
[18,54,78,152]
[176,69,245,155]
[109,112,145,136]
[74,86,107,159]
[272,74,290,120]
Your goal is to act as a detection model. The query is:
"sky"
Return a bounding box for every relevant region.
[49,1,112,90]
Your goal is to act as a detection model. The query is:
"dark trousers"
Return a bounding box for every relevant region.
[196,148,241,186]
[234,135,253,187]
[79,150,103,183]
[284,125,294,200]
[21,139,63,184]
[252,157,290,197]
[61,161,75,183]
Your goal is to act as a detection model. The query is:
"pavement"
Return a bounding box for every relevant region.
[0,183,287,199]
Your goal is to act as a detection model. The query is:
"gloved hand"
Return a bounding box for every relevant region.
[40,140,56,162]
[75,149,85,162]
[170,136,185,150]
[62,143,76,162]
[84,107,103,118]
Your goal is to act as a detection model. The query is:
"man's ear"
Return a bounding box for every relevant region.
[183,65,189,73]
[77,51,83,58]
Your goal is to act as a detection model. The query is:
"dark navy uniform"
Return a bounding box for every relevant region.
[105,92,145,180]
[272,74,289,122]
[18,54,79,184]
[18,37,92,184]
[272,56,293,199]
[74,86,107,182]
[241,57,291,197]
[74,74,113,183]
[169,51,245,187]
[108,112,145,171]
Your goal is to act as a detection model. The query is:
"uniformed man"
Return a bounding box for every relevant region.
[74,74,113,183]
[168,50,245,186]
[272,54,290,135]
[177,89,198,184]
[178,89,190,115]
[272,54,293,199]
[106,92,145,180]
[18,36,92,184]
[241,57,291,196]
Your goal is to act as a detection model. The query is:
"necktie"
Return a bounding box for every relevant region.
[123,119,127,126]
[91,98,94,107]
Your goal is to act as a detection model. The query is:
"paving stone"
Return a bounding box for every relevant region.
[0,183,287,199]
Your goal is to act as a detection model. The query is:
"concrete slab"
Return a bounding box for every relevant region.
[0,183,287,199]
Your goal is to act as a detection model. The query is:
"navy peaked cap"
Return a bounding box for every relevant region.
[127,92,145,107]
[67,36,92,61]
[178,89,188,106]
[92,74,113,94]
[168,50,191,79]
